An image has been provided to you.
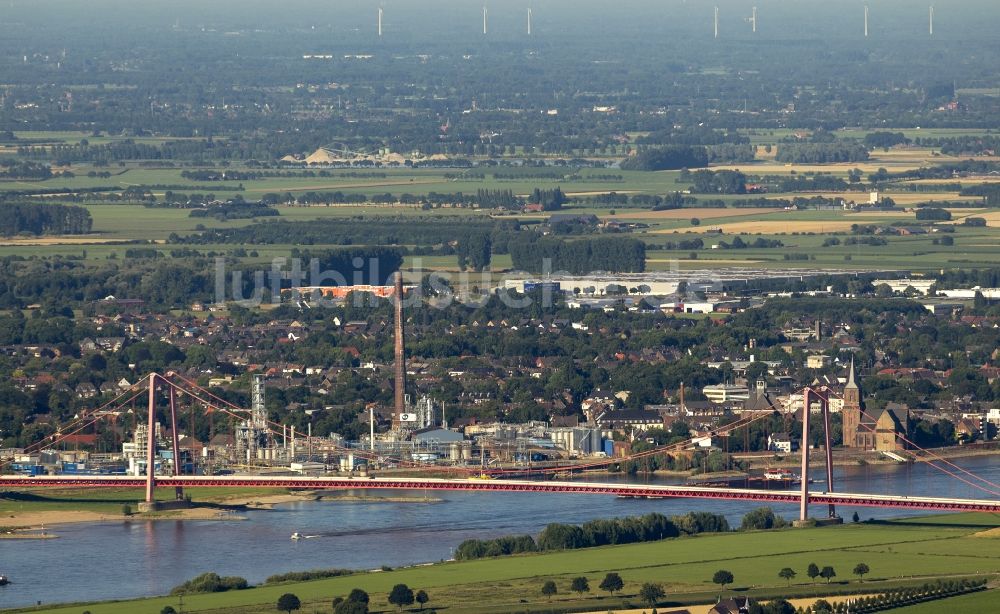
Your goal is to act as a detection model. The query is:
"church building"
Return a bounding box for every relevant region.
[841,358,909,451]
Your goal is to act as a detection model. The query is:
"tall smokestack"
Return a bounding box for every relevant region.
[393,271,406,426]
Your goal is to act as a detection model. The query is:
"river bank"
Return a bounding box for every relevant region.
[0,489,445,531]
[1,506,248,530]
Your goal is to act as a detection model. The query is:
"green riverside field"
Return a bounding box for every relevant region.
[10,512,1000,614]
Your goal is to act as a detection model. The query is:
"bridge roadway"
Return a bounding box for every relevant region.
[3,474,999,512]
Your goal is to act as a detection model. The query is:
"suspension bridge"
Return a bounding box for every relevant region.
[2,474,999,514]
[2,373,999,520]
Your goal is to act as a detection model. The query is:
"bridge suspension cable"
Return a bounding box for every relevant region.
[856,406,1000,497]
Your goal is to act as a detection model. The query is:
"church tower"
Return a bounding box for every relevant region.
[842,357,862,447]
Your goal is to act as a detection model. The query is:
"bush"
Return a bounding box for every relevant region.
[454,535,537,560]
[170,572,249,595]
[536,523,590,550]
[265,568,354,584]
[740,507,787,531]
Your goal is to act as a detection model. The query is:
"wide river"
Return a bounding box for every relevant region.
[2,455,999,609]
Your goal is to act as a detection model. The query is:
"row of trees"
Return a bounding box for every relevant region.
[245,571,985,614]
[188,201,279,221]
[0,160,53,179]
[475,188,519,209]
[508,236,646,274]
[455,511,729,560]
[541,571,730,607]
[775,143,870,164]
[170,216,513,249]
[274,585,429,613]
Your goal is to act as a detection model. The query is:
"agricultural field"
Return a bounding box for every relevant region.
[13,512,999,614]
[2,127,1000,273]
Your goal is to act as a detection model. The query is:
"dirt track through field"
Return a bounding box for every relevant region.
[0,236,118,246]
[657,220,860,234]
[616,207,782,220]
[242,179,441,193]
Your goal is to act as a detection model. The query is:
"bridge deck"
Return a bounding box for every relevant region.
[2,475,998,512]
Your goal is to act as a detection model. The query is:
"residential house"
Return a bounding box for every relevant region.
[709,596,751,614]
[75,383,98,399]
[767,432,797,453]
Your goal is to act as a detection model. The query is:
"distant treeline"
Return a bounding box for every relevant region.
[454,511,728,560]
[264,568,354,585]
[960,183,1000,206]
[509,236,645,274]
[717,236,784,249]
[620,145,709,171]
[934,267,1000,289]
[771,174,851,192]
[21,140,257,165]
[775,143,869,164]
[635,126,749,147]
[476,188,519,209]
[707,143,756,164]
[864,131,910,149]
[0,203,93,236]
[189,202,279,221]
[575,192,690,209]
[0,160,53,179]
[686,169,747,194]
[870,160,1000,183]
[170,216,514,248]
[917,135,1000,156]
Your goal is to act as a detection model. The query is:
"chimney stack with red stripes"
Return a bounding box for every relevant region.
[393,271,405,427]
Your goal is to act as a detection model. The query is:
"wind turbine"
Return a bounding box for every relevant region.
[483,5,488,35]
[377,5,383,38]
[745,7,757,33]
[527,7,532,36]
[929,6,934,36]
[864,5,869,38]
[714,6,719,39]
